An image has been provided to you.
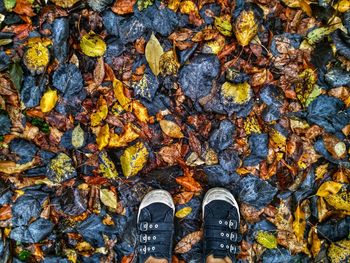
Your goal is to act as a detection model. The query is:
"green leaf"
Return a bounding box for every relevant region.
[4,0,16,10]
[256,231,277,249]
[18,250,31,261]
[9,62,23,91]
[0,39,13,46]
[80,32,106,57]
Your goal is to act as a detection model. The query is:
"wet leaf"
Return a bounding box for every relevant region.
[47,153,77,183]
[71,124,85,148]
[137,0,154,10]
[108,123,139,148]
[23,41,50,74]
[112,0,136,14]
[100,189,117,209]
[51,0,80,8]
[40,89,58,113]
[159,120,184,138]
[159,50,180,76]
[175,207,192,218]
[214,15,232,36]
[96,123,110,150]
[132,100,149,123]
[221,82,252,105]
[120,141,149,177]
[234,10,258,46]
[4,0,16,10]
[145,33,164,76]
[324,188,350,211]
[256,231,277,249]
[174,231,203,253]
[91,96,108,126]
[13,0,35,16]
[9,61,23,91]
[293,204,306,241]
[113,79,132,111]
[327,239,350,263]
[99,152,119,178]
[316,181,343,197]
[80,32,106,57]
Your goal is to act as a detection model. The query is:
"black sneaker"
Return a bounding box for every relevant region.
[137,190,175,263]
[202,188,241,261]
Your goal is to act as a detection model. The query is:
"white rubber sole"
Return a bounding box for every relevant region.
[137,189,175,222]
[202,187,240,221]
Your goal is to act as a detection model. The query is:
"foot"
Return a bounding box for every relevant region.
[137,190,175,263]
[202,188,241,261]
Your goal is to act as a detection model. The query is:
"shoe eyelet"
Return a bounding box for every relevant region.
[155,224,158,228]
[152,246,155,251]
[221,232,224,237]
[149,224,153,229]
[226,233,229,237]
[219,220,222,224]
[220,244,224,248]
[153,236,156,240]
[225,221,228,225]
[147,236,151,240]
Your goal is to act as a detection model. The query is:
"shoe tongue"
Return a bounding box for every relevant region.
[140,203,172,223]
[213,251,227,259]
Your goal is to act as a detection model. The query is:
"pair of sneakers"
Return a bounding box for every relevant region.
[137,188,241,262]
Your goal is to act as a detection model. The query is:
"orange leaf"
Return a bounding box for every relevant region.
[176,176,202,192]
[111,0,136,14]
[0,204,12,220]
[175,231,203,253]
[13,0,35,17]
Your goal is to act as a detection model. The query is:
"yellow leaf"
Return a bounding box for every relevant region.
[204,35,226,54]
[244,116,261,135]
[159,120,184,138]
[270,128,287,147]
[179,0,198,15]
[0,159,35,174]
[132,100,149,123]
[255,231,277,249]
[80,32,106,57]
[316,181,343,197]
[234,10,258,46]
[221,82,252,104]
[214,15,232,36]
[315,163,329,180]
[108,123,139,148]
[334,0,350,12]
[90,96,108,126]
[96,124,110,150]
[120,141,149,177]
[293,205,306,241]
[168,0,180,11]
[307,17,343,45]
[24,41,50,74]
[71,124,85,148]
[175,207,192,218]
[100,188,118,209]
[99,152,118,179]
[327,239,350,263]
[159,50,180,76]
[51,0,80,8]
[324,189,350,211]
[113,79,132,111]
[40,89,58,113]
[308,227,321,258]
[145,33,164,76]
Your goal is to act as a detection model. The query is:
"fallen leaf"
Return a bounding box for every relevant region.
[96,123,110,150]
[137,0,154,10]
[221,82,252,104]
[40,89,58,113]
[100,188,118,209]
[159,120,184,138]
[99,151,119,179]
[175,207,192,218]
[91,96,108,126]
[51,0,80,8]
[214,15,232,36]
[327,239,350,263]
[255,231,277,249]
[108,123,139,148]
[71,124,85,148]
[13,0,35,16]
[113,79,132,111]
[145,33,164,76]
[80,32,106,57]
[111,0,136,14]
[293,204,306,241]
[132,100,149,123]
[234,10,258,46]
[120,141,149,177]
[174,231,203,253]
[316,181,343,197]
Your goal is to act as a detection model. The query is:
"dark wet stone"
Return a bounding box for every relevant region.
[52,18,69,62]
[12,190,48,226]
[179,54,220,101]
[10,138,37,164]
[20,75,45,108]
[0,114,11,135]
[143,5,179,36]
[260,84,284,107]
[317,217,350,242]
[209,120,235,151]
[52,63,83,97]
[243,133,269,166]
[325,67,350,87]
[119,16,147,44]
[76,214,109,247]
[10,218,54,243]
[219,148,241,172]
[238,175,277,209]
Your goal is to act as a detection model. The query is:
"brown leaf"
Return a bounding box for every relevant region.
[323,134,347,159]
[159,143,182,165]
[0,204,12,221]
[13,0,35,17]
[111,0,136,14]
[94,57,105,86]
[159,120,184,138]
[175,231,203,253]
